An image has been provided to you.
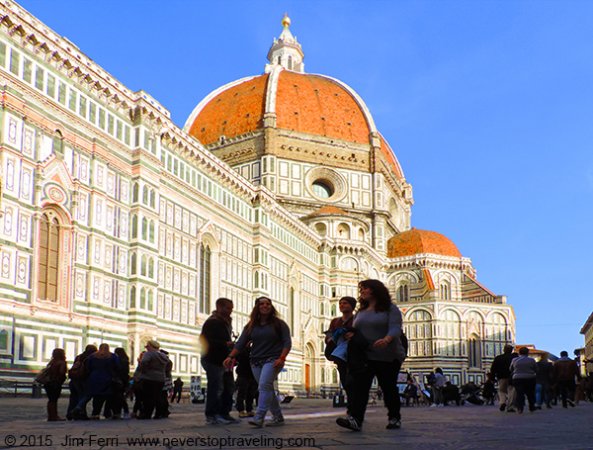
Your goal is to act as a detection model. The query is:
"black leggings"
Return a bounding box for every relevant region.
[44,383,62,402]
[347,359,402,424]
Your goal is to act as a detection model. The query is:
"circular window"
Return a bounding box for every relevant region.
[305,167,347,202]
[312,180,334,199]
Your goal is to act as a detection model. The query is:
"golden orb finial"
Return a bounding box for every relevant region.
[282,13,291,28]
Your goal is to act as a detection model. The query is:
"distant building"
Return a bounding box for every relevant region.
[580,312,593,375]
[0,2,514,391]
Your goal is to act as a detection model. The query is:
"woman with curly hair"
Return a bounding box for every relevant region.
[224,297,291,428]
[336,279,406,432]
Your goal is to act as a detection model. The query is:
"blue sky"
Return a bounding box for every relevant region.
[18,1,593,356]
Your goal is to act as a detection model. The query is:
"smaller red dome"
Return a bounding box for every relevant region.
[387,228,461,258]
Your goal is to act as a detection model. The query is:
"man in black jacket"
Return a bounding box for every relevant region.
[200,298,238,425]
[490,344,518,412]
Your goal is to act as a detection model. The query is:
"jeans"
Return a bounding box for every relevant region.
[347,359,402,424]
[535,383,552,407]
[67,379,85,417]
[201,360,234,418]
[250,361,282,421]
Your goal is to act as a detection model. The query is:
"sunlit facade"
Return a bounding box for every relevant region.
[0,1,514,392]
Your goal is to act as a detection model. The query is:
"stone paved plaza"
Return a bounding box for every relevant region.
[0,397,592,450]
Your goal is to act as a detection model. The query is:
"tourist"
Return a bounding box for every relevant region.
[490,344,518,412]
[155,348,172,419]
[403,379,418,406]
[171,377,184,403]
[235,343,258,418]
[225,296,291,428]
[325,296,356,400]
[553,350,581,408]
[111,347,130,419]
[430,368,446,407]
[136,340,169,419]
[66,344,97,420]
[83,344,120,419]
[336,279,406,431]
[482,373,496,405]
[37,348,68,421]
[200,298,238,425]
[535,352,554,409]
[509,347,537,414]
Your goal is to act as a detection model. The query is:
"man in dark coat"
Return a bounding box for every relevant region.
[199,297,238,425]
[490,344,518,412]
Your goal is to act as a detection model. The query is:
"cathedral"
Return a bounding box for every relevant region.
[0,1,514,393]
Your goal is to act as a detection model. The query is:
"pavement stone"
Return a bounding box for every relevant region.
[0,397,592,450]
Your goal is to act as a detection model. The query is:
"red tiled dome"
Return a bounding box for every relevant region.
[187,75,269,146]
[186,70,372,146]
[387,228,461,258]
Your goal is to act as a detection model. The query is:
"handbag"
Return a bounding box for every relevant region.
[35,366,52,384]
[324,340,337,362]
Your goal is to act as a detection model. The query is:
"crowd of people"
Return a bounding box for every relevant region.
[36,279,407,432]
[490,345,592,413]
[38,341,176,421]
[36,279,591,430]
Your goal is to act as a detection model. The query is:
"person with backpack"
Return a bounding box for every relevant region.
[336,279,406,432]
[66,344,97,420]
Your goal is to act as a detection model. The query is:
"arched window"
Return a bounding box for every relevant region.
[469,335,481,368]
[130,252,136,275]
[406,309,433,356]
[441,310,462,356]
[0,329,8,351]
[331,304,337,316]
[37,212,61,302]
[148,257,154,279]
[142,186,149,205]
[141,217,148,240]
[132,183,139,203]
[288,55,293,70]
[150,190,156,208]
[440,281,451,300]
[131,214,138,239]
[141,255,147,276]
[337,223,350,239]
[289,287,295,334]
[149,220,155,243]
[130,286,136,308]
[198,243,211,314]
[53,130,64,155]
[140,287,146,309]
[147,289,154,312]
[398,284,409,302]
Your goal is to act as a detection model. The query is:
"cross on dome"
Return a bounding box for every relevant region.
[266,14,305,73]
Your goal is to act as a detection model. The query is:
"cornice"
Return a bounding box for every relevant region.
[1,1,170,126]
